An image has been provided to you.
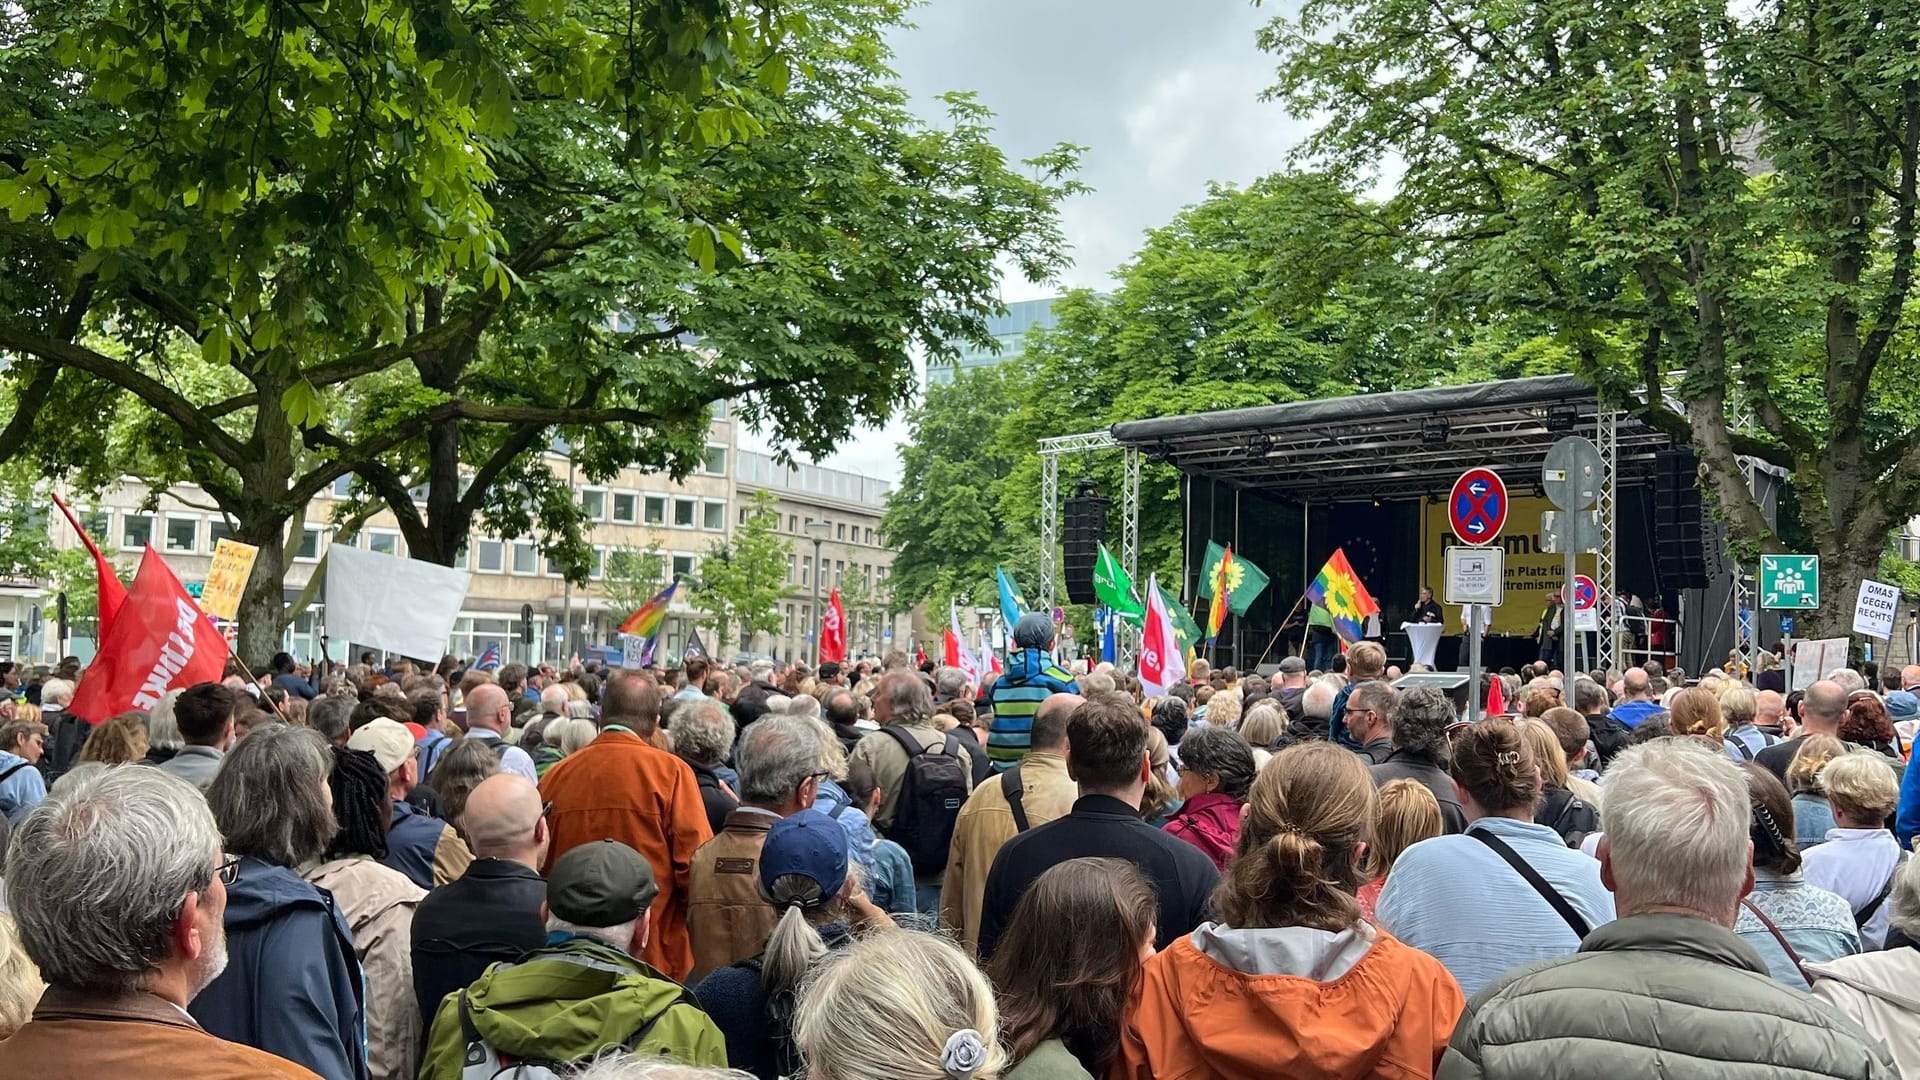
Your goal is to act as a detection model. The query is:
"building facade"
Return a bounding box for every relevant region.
[924,296,1061,386]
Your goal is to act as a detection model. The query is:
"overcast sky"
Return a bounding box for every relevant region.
[737,0,1311,482]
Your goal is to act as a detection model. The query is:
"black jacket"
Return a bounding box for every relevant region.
[1585,711,1631,769]
[730,679,776,730]
[410,858,549,1026]
[1535,784,1601,847]
[949,725,993,787]
[691,761,739,835]
[977,794,1220,960]
[1370,750,1468,833]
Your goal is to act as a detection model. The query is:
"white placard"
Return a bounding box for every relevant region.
[1791,637,1850,692]
[1573,606,1598,632]
[621,634,648,669]
[324,544,471,661]
[1443,545,1505,606]
[1852,578,1901,640]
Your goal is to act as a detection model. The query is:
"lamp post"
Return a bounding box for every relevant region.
[804,519,832,664]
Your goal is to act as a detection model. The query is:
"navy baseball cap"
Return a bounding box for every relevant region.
[759,809,850,909]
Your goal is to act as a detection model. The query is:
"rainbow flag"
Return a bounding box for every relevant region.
[618,579,678,638]
[1206,546,1234,641]
[1305,548,1379,644]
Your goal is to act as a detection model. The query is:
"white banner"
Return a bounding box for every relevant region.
[1791,637,1851,692]
[1852,578,1901,640]
[324,543,472,661]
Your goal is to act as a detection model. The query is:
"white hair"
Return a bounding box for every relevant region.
[146,689,185,751]
[1301,681,1337,720]
[1888,849,1920,942]
[547,914,635,952]
[793,930,1005,1080]
[571,1052,754,1080]
[553,718,600,757]
[1825,668,1867,694]
[38,679,73,706]
[539,685,570,714]
[1082,670,1117,695]
[1602,739,1751,917]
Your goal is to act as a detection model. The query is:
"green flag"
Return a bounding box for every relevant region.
[1160,583,1204,654]
[1197,540,1271,616]
[1093,543,1144,619]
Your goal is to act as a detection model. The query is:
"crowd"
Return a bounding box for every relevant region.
[0,621,1914,1079]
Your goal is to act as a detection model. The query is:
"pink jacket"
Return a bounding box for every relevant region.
[1163,792,1243,871]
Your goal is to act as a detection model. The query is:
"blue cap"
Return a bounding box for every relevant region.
[1886,690,1919,720]
[759,809,849,909]
[1013,612,1057,649]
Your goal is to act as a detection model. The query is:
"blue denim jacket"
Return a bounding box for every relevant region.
[1732,870,1861,987]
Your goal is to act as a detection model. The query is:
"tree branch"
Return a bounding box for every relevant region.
[0,329,246,465]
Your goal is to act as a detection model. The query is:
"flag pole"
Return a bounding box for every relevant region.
[1252,592,1309,672]
[217,635,294,725]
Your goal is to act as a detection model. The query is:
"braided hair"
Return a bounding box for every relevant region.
[1737,762,1800,875]
[326,746,393,860]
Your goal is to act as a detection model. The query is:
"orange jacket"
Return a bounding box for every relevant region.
[540,729,714,981]
[1114,924,1462,1080]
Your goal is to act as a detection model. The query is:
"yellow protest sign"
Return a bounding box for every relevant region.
[1419,494,1593,637]
[200,538,260,621]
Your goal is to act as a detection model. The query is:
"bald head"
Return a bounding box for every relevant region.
[1030,693,1085,752]
[1755,689,1784,726]
[465,683,512,734]
[1622,667,1649,698]
[461,774,545,862]
[1903,665,1920,691]
[1801,679,1846,732]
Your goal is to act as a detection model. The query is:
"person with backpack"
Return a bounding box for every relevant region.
[850,671,974,916]
[462,683,538,781]
[0,719,48,826]
[419,839,727,1079]
[695,811,860,1080]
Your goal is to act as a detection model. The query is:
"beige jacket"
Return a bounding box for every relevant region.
[686,807,778,983]
[304,856,426,1080]
[1809,947,1920,1076]
[850,719,969,831]
[939,750,1079,955]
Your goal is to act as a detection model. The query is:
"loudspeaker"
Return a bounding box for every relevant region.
[1652,449,1710,591]
[1062,491,1110,605]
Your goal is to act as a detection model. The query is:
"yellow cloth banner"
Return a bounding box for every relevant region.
[199,538,260,621]
[1420,495,1594,637]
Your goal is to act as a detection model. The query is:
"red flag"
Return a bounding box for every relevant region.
[69,547,228,721]
[1485,674,1507,718]
[914,642,929,667]
[942,626,965,669]
[51,491,129,638]
[819,588,847,664]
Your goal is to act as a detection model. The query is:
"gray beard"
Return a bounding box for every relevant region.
[187,926,230,1000]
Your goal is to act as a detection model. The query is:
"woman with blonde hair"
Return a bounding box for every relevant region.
[1118,742,1461,1078]
[1522,718,1598,847]
[1804,751,1905,948]
[77,711,149,766]
[1141,727,1180,827]
[1238,702,1285,769]
[1204,690,1242,732]
[792,930,1005,1080]
[1668,685,1727,745]
[1357,779,1443,921]
[1787,735,1847,848]
[0,913,43,1039]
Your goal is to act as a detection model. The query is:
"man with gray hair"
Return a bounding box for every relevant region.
[35,676,85,785]
[931,666,970,704]
[0,768,323,1078]
[687,715,829,981]
[1344,681,1400,764]
[1442,739,1896,1079]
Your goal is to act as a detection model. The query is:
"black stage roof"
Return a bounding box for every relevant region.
[1108,374,1678,502]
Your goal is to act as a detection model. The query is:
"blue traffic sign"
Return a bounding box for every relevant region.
[1449,468,1508,546]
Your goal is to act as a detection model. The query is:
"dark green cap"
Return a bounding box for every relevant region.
[547,840,657,927]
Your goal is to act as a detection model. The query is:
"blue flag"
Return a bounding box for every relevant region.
[996,567,1028,629]
[1099,608,1118,664]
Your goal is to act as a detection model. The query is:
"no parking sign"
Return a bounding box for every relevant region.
[1449,468,1507,546]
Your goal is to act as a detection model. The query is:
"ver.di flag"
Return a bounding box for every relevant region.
[1197,540,1271,616]
[69,547,227,721]
[1139,574,1187,698]
[1092,543,1143,620]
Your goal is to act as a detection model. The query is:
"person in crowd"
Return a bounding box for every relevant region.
[839,761,918,921]
[534,715,599,775]
[193,725,368,1080]
[1729,764,1859,987]
[1162,726,1255,871]
[157,682,243,789]
[1540,707,1603,808]
[1150,695,1190,748]
[268,652,321,701]
[0,719,47,826]
[1358,778,1444,920]
[1200,689,1240,733]
[76,711,148,766]
[1787,734,1846,849]
[33,678,81,785]
[943,693,1082,954]
[1756,688,1790,738]
[1606,667,1663,730]
[425,735,500,831]
[1238,702,1284,766]
[791,929,1006,1080]
[1328,640,1389,749]
[1666,685,1726,749]
[1840,692,1904,766]
[1571,679,1627,768]
[688,716,832,982]
[1119,741,1463,1079]
[0,767,324,1078]
[675,698,740,835]
[1809,854,1920,1075]
[987,858,1156,1080]
[307,693,355,748]
[1140,726,1181,827]
[851,671,970,908]
[1379,718,1614,997]
[347,718,471,889]
[1759,678,1847,781]
[1803,751,1906,949]
[1521,719,1600,847]
[808,716,880,877]
[144,688,184,764]
[461,683,538,780]
[986,612,1079,770]
[695,810,860,1079]
[1269,656,1308,718]
[978,696,1220,959]
[304,747,426,1080]
[1721,684,1778,763]
[823,688,869,757]
[0,911,41,1038]
[410,774,549,1031]
[419,840,727,1076]
[1369,686,1466,833]
[1442,738,1897,1079]
[542,671,712,982]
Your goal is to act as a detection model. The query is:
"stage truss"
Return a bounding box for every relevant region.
[1037,431,1140,665]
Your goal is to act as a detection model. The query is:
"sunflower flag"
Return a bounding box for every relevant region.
[1304,548,1380,644]
[1197,540,1270,616]
[1207,546,1234,641]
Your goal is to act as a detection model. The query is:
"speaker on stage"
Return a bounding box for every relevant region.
[1063,481,1110,605]
[1653,449,1710,591]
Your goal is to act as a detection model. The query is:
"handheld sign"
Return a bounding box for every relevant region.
[1449,468,1508,546]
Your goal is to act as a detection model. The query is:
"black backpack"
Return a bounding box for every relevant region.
[41,712,89,786]
[881,726,969,875]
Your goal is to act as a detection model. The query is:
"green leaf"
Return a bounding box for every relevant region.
[280,379,318,428]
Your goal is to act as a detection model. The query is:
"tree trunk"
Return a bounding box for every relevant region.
[234,518,290,672]
[1801,528,1885,643]
[232,373,299,671]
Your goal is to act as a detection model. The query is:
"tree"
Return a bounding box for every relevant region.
[1264,0,1920,636]
[602,543,670,623]
[690,491,789,654]
[0,477,52,581]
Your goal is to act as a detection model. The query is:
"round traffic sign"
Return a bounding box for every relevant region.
[1573,575,1597,610]
[1449,468,1508,546]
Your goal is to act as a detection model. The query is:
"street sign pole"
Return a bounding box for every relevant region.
[1468,605,1483,723]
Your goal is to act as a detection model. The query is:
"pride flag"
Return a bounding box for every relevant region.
[1206,545,1234,641]
[1304,548,1379,644]
[618,579,678,638]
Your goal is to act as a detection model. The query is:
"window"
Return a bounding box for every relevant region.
[543,554,564,578]
[836,522,846,541]
[580,488,606,521]
[703,501,725,531]
[672,554,695,580]
[673,498,697,527]
[644,496,667,525]
[164,516,198,553]
[590,548,606,580]
[802,556,811,586]
[703,446,727,475]
[612,492,638,524]
[739,506,750,526]
[788,515,798,533]
[477,539,504,573]
[788,554,796,583]
[295,527,323,561]
[835,560,845,585]
[331,475,353,498]
[207,519,235,549]
[367,530,399,556]
[81,510,110,540]
[122,513,154,550]
[784,605,794,634]
[512,541,537,575]
[864,527,874,546]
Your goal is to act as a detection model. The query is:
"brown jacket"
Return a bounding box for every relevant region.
[687,807,780,983]
[0,986,324,1079]
[941,750,1079,955]
[540,728,714,981]
[304,855,426,1080]
[850,719,970,830]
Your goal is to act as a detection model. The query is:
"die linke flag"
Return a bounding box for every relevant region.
[69,547,227,721]
[820,587,847,664]
[52,490,129,637]
[1140,573,1187,698]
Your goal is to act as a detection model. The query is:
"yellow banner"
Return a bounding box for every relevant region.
[1420,495,1594,637]
[200,538,260,621]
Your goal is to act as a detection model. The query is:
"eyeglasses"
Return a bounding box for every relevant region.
[217,854,243,887]
[541,801,554,821]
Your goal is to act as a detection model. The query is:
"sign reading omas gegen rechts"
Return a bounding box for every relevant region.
[1852,578,1901,640]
